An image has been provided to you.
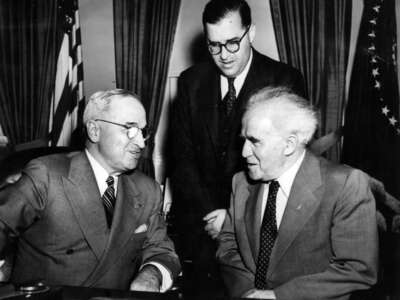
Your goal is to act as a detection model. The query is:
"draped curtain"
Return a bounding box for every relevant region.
[113,0,181,178]
[269,0,352,161]
[0,1,58,146]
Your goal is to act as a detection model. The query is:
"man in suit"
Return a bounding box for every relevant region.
[0,89,180,291]
[169,0,305,289]
[217,87,378,299]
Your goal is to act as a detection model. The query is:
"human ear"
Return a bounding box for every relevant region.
[284,134,298,156]
[249,24,256,43]
[86,120,100,143]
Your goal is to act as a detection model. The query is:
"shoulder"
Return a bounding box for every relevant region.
[25,151,78,177]
[179,60,216,81]
[127,170,160,191]
[318,155,368,186]
[253,49,299,72]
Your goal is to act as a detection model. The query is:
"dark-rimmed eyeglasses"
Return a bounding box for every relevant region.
[207,26,250,55]
[95,119,151,141]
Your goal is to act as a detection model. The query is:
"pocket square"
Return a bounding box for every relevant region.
[134,224,148,234]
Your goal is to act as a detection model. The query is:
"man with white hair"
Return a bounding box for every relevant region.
[0,89,180,292]
[217,87,378,299]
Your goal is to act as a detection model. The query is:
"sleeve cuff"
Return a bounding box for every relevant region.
[142,262,173,292]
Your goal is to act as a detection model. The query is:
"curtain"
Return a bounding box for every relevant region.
[269,0,352,161]
[0,0,58,146]
[113,0,181,178]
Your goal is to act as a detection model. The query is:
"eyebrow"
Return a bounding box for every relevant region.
[125,122,139,127]
[208,35,242,44]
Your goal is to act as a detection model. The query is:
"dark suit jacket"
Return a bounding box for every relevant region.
[217,151,378,300]
[170,50,305,228]
[0,151,180,289]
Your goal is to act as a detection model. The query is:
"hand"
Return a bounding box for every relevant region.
[242,288,276,299]
[203,209,227,239]
[130,265,162,292]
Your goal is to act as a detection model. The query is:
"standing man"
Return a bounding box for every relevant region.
[0,89,180,291]
[169,0,305,290]
[217,87,378,299]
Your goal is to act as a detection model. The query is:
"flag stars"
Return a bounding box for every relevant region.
[374,80,381,89]
[368,31,376,38]
[372,5,380,13]
[369,18,377,25]
[372,68,379,77]
[382,106,389,115]
[371,56,377,63]
[389,117,398,126]
[368,45,376,51]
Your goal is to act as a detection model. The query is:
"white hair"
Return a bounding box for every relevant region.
[83,89,140,124]
[246,87,318,145]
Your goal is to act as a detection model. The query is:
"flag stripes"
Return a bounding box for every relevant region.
[49,0,84,147]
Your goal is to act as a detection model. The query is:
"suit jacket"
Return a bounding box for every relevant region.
[170,50,305,227]
[0,151,180,289]
[217,151,378,300]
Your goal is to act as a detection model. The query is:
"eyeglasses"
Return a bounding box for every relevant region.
[95,119,152,141]
[207,26,250,55]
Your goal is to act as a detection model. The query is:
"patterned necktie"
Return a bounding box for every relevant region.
[254,180,280,289]
[223,77,236,115]
[102,176,116,228]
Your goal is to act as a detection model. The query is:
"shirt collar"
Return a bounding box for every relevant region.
[85,149,117,195]
[220,49,253,95]
[275,150,306,198]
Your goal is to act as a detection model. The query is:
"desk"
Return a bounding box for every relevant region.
[0,284,182,300]
[0,282,387,300]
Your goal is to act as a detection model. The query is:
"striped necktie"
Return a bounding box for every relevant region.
[102,176,116,228]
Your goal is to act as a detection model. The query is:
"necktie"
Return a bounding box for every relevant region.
[102,176,116,228]
[223,77,236,115]
[254,180,280,289]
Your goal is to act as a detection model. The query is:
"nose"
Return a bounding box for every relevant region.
[220,45,229,60]
[133,131,146,149]
[242,139,251,158]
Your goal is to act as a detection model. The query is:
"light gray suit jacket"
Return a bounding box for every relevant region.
[217,151,378,300]
[0,151,180,289]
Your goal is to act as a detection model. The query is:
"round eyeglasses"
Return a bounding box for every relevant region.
[207,26,250,55]
[95,119,152,141]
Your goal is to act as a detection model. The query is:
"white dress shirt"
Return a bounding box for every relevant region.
[260,151,306,228]
[85,150,172,292]
[220,50,253,99]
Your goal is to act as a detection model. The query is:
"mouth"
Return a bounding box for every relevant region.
[220,60,235,68]
[246,161,258,168]
[127,149,141,158]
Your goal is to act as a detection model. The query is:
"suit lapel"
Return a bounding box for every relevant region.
[63,152,109,260]
[83,173,145,286]
[267,152,323,276]
[199,68,220,150]
[244,182,263,271]
[228,51,265,143]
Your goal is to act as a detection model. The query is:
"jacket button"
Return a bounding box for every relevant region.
[66,249,74,255]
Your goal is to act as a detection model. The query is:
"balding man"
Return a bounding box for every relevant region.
[0,89,180,292]
[217,87,378,299]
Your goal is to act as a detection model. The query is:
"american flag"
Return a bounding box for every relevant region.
[342,0,400,198]
[49,0,84,147]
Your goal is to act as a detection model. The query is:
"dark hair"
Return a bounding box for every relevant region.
[202,0,251,29]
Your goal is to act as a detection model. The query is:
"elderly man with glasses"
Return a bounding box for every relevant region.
[169,0,305,294]
[0,89,181,292]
